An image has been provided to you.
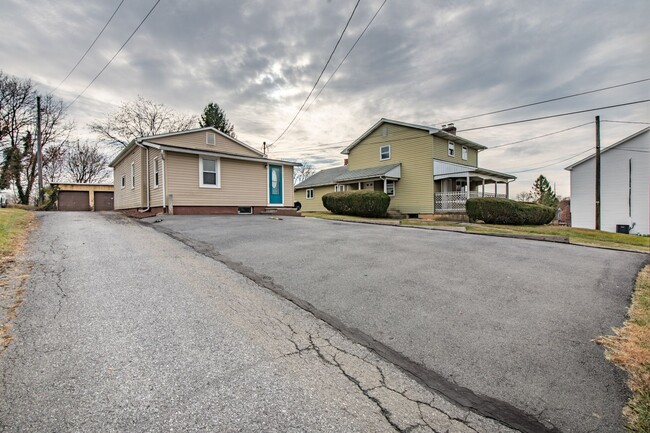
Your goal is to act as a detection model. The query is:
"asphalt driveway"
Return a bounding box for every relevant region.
[147,214,648,433]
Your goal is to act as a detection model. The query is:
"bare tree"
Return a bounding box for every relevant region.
[65,141,109,183]
[89,95,197,147]
[0,71,72,204]
[294,161,315,185]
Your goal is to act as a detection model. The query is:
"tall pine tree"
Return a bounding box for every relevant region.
[532,174,558,207]
[200,102,235,137]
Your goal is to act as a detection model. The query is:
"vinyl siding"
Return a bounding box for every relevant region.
[166,152,268,207]
[283,165,294,205]
[432,136,478,167]
[148,148,164,207]
[113,147,144,209]
[152,130,261,157]
[570,130,649,234]
[296,185,335,212]
[347,123,434,213]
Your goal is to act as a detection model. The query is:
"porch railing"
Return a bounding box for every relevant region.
[435,191,507,213]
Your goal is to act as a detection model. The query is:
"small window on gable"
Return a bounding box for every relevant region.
[206,132,216,145]
[120,175,125,189]
[381,127,388,137]
[306,189,314,199]
[386,180,395,196]
[448,141,456,158]
[380,144,391,161]
[153,157,160,188]
[461,145,468,161]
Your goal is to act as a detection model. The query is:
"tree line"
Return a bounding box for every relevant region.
[1,70,236,204]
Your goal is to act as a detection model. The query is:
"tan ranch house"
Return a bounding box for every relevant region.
[109,127,300,215]
[295,119,516,217]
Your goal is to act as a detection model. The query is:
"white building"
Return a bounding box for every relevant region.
[566,127,649,235]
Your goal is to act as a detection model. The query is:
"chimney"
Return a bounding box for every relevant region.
[442,123,457,135]
[344,158,349,165]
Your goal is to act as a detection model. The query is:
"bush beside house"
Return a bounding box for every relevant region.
[323,191,391,218]
[466,198,555,225]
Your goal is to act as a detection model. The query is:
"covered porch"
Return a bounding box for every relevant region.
[433,160,516,213]
[334,163,401,195]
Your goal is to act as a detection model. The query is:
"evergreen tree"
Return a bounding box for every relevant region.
[200,102,235,137]
[532,174,558,207]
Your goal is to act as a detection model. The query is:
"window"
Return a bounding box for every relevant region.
[381,127,388,137]
[448,141,455,157]
[380,144,391,161]
[306,189,314,199]
[461,145,468,161]
[199,157,220,188]
[237,207,252,214]
[153,157,159,188]
[206,132,216,145]
[335,184,346,192]
[386,180,395,196]
[130,162,135,189]
[120,175,125,189]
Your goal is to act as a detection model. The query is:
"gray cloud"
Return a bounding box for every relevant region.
[1,0,648,196]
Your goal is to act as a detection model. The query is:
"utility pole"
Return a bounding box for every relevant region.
[595,115,601,230]
[36,96,43,206]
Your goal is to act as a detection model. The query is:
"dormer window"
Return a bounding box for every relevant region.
[448,141,455,157]
[380,144,391,161]
[206,132,216,145]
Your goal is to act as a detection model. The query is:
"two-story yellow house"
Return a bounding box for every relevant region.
[295,119,516,217]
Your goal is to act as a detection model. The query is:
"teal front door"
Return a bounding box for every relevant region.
[269,165,283,204]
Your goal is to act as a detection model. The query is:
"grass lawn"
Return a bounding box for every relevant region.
[304,212,650,252]
[597,265,650,432]
[0,208,34,261]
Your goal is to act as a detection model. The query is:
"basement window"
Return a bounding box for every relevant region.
[306,189,314,199]
[237,207,253,215]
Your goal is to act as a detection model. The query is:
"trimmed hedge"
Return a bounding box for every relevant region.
[322,190,391,218]
[466,198,555,225]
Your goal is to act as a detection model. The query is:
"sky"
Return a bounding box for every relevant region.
[1,0,648,197]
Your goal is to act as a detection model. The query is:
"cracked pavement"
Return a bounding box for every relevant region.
[0,212,516,432]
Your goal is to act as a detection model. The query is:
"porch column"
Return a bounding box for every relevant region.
[358,181,361,190]
[482,179,485,197]
[506,181,510,199]
[495,181,498,196]
[466,174,470,199]
[383,179,387,194]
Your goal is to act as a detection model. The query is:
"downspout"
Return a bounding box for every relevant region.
[161,149,166,211]
[136,142,150,213]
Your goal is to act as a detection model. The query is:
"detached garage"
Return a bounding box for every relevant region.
[51,183,114,211]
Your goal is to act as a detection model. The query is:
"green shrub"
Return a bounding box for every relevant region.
[322,190,391,218]
[466,198,555,225]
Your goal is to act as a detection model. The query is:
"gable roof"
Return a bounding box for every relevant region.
[295,166,349,189]
[109,127,267,168]
[565,127,649,171]
[341,118,487,154]
[138,126,264,156]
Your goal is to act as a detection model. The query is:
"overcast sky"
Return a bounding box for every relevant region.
[1,0,649,196]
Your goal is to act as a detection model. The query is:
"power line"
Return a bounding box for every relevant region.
[269,0,361,148]
[485,122,594,150]
[602,120,650,125]
[457,100,650,132]
[304,0,388,112]
[437,78,650,125]
[65,0,161,109]
[509,148,593,174]
[49,0,126,95]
